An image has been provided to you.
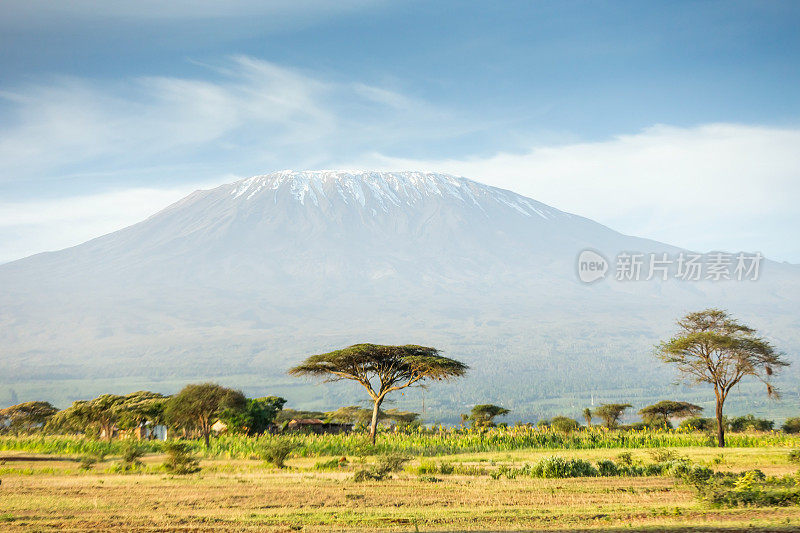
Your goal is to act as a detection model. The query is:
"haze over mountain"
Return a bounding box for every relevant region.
[1,171,798,420]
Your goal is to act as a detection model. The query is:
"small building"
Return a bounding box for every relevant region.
[286,418,352,435]
[211,420,228,434]
[134,422,168,441]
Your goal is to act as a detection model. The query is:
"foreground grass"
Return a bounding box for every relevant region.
[1,447,800,531]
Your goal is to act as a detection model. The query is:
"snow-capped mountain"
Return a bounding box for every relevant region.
[1,171,798,418]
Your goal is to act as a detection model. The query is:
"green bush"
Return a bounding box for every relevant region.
[678,417,717,431]
[648,449,679,463]
[729,415,774,432]
[375,454,410,473]
[596,459,618,477]
[789,449,800,464]
[119,442,145,470]
[531,456,598,478]
[353,454,410,482]
[615,451,634,466]
[783,418,800,434]
[162,442,200,475]
[452,464,489,476]
[260,441,298,468]
[353,468,384,482]
[414,459,438,475]
[684,468,800,507]
[78,455,98,470]
[549,416,580,433]
[313,458,347,470]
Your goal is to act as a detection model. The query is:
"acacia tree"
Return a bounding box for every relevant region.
[594,403,632,428]
[289,344,468,444]
[466,404,510,428]
[638,400,703,428]
[220,396,286,436]
[0,401,58,433]
[582,408,593,427]
[165,383,246,447]
[49,394,126,440]
[117,391,169,437]
[656,308,788,447]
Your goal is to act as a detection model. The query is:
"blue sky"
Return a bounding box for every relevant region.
[1,1,799,263]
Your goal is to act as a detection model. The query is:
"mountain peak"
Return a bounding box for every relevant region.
[221,169,560,220]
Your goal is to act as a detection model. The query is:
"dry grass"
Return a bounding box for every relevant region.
[1,447,799,531]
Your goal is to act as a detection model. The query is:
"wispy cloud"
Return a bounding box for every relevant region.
[0,55,461,189]
[361,123,800,262]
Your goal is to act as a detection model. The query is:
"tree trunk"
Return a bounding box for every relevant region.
[102,422,113,442]
[715,397,725,448]
[369,398,383,446]
[201,418,211,448]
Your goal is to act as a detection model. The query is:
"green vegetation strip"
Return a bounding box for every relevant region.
[2,428,800,459]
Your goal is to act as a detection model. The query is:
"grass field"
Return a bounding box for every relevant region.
[2,438,800,532]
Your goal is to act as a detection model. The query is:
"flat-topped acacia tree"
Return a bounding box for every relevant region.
[657,308,788,447]
[289,344,468,444]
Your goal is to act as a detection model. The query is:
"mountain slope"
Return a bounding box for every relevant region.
[1,171,798,419]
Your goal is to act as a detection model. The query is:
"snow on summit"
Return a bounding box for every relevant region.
[225,170,560,219]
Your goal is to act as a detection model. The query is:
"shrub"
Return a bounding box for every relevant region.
[120,442,145,470]
[782,418,800,434]
[678,464,715,486]
[788,449,800,464]
[596,459,618,476]
[353,468,384,482]
[260,441,298,468]
[648,449,679,463]
[531,456,597,478]
[684,468,800,507]
[418,475,441,483]
[78,455,98,470]
[729,415,774,432]
[550,416,580,433]
[414,459,438,475]
[375,454,410,473]
[452,464,489,476]
[615,452,634,466]
[162,442,200,475]
[678,417,716,431]
[314,458,347,470]
[353,454,410,482]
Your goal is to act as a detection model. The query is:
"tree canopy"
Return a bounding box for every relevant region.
[289,343,467,444]
[465,404,510,428]
[638,400,703,428]
[594,403,632,428]
[48,391,168,440]
[582,408,593,427]
[549,416,580,433]
[656,308,788,447]
[220,396,286,435]
[165,383,246,447]
[49,394,125,440]
[0,401,58,432]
